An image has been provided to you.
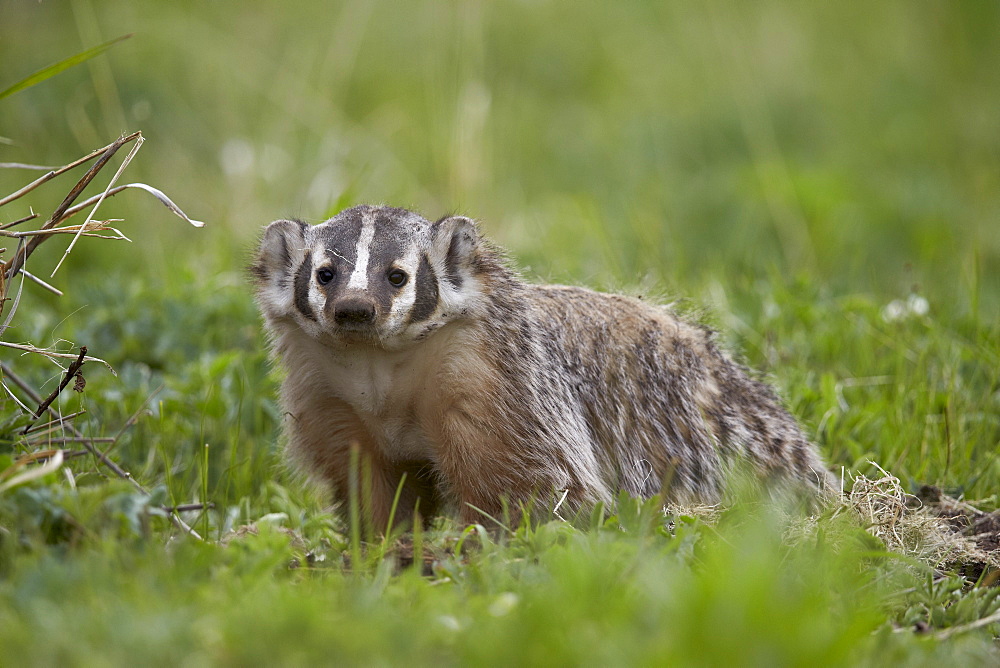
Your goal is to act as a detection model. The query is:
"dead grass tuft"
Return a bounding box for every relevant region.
[846,464,998,579]
[660,462,999,582]
[1,131,207,539]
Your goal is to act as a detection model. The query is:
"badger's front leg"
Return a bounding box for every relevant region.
[427,404,575,526]
[283,394,402,534]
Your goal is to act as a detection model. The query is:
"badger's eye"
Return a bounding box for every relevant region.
[387,269,408,287]
[316,267,335,285]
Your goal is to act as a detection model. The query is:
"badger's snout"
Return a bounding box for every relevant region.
[329,296,378,329]
[332,297,375,329]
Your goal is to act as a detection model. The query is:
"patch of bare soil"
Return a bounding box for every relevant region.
[846,469,999,583]
[914,485,1000,585]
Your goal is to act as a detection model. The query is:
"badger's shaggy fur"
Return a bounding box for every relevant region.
[252,205,834,528]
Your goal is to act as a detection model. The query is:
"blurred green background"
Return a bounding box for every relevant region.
[3,0,997,297]
[2,4,1000,662]
[1,0,998,497]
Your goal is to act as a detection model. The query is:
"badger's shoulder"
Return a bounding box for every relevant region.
[518,283,715,357]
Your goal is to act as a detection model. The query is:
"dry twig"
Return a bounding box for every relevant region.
[0,211,39,230]
[164,503,216,514]
[0,341,113,372]
[0,361,205,541]
[22,345,87,434]
[932,608,1000,641]
[0,131,208,541]
[2,132,140,280]
[23,410,88,434]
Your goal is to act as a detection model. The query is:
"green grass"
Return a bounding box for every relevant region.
[1,0,999,664]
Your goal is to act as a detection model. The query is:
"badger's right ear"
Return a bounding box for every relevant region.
[431,215,479,290]
[251,219,308,282]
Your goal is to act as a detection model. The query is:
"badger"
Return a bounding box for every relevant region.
[251,205,835,530]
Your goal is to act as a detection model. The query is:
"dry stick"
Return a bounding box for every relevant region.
[25,449,91,462]
[1,186,203,243]
[0,163,62,171]
[52,183,205,228]
[0,341,113,371]
[1,226,128,239]
[23,409,88,434]
[0,212,39,230]
[933,608,1000,641]
[0,360,204,541]
[1,361,132,480]
[164,503,216,513]
[0,238,26,330]
[0,132,141,209]
[3,132,140,280]
[41,449,92,460]
[22,346,87,434]
[51,135,144,277]
[27,437,115,444]
[1,376,35,413]
[17,269,63,296]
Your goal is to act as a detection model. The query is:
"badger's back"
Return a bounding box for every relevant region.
[518,285,835,502]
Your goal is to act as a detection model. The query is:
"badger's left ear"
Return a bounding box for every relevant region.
[251,219,308,283]
[431,215,479,288]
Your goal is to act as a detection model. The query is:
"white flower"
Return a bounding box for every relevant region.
[881,294,929,322]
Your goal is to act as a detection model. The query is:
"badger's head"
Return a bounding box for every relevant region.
[251,205,490,349]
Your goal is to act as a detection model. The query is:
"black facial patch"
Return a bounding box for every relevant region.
[315,209,365,270]
[283,221,310,288]
[293,252,316,321]
[275,233,291,271]
[409,253,439,324]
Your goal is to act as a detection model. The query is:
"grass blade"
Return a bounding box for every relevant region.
[0,450,63,494]
[0,34,132,100]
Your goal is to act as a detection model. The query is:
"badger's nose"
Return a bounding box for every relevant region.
[333,298,376,326]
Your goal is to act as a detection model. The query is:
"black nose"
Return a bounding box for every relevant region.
[333,299,376,326]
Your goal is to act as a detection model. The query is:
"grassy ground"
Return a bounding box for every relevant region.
[1,1,998,664]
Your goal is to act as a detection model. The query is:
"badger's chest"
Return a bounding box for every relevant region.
[318,330,466,462]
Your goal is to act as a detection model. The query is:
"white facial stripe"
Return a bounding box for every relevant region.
[347,212,375,290]
[308,244,327,316]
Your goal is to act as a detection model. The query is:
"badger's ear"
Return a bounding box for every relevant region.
[431,215,479,289]
[251,219,308,282]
